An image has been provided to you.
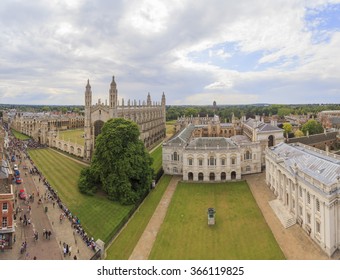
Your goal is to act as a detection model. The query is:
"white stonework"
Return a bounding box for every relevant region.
[266,142,340,256]
[163,115,283,181]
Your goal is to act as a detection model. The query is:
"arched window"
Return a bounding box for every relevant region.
[188,172,193,181]
[231,171,236,180]
[221,172,226,180]
[268,135,274,147]
[94,120,104,138]
[198,172,204,181]
[209,173,215,181]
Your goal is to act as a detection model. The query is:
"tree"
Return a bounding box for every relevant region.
[301,119,323,136]
[282,123,292,137]
[78,118,153,205]
[294,129,304,138]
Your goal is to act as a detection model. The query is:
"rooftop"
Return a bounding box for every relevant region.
[270,142,340,186]
[186,137,237,150]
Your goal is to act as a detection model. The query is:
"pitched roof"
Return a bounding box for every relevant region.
[186,137,237,150]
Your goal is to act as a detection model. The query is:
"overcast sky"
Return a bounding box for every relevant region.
[1,0,340,106]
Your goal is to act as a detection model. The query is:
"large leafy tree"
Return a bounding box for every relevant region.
[301,119,323,136]
[78,118,153,205]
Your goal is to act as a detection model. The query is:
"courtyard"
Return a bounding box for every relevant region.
[148,180,285,260]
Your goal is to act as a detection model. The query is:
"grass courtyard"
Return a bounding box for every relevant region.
[151,144,162,174]
[58,129,85,146]
[149,181,285,260]
[11,128,31,140]
[105,175,172,259]
[27,144,168,245]
[28,148,133,243]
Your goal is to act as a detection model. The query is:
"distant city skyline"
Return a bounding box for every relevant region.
[1,0,340,105]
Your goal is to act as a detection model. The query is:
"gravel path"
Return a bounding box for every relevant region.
[129,176,181,260]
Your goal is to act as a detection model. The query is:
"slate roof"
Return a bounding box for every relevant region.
[186,137,237,150]
[244,118,282,132]
[270,142,340,186]
[166,124,195,145]
[287,131,337,145]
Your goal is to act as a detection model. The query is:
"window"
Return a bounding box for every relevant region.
[316,199,320,212]
[209,156,215,166]
[244,150,252,160]
[231,157,236,165]
[172,152,178,161]
[299,186,302,198]
[221,158,225,166]
[307,213,311,224]
[307,192,311,204]
[188,158,193,166]
[299,206,303,216]
[292,199,295,209]
[2,203,8,211]
[246,165,251,172]
[316,221,321,234]
[2,217,7,228]
[199,159,203,166]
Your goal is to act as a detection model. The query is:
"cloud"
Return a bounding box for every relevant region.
[0,0,340,105]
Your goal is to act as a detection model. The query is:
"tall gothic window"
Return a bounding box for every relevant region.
[94,120,104,139]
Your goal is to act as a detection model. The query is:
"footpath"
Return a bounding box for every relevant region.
[129,176,181,260]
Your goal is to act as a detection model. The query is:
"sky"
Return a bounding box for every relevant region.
[1,0,340,106]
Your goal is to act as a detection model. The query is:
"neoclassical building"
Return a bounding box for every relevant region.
[163,115,284,181]
[266,142,340,256]
[84,76,166,161]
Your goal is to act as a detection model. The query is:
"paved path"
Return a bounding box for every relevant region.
[129,176,181,260]
[0,153,94,260]
[245,173,333,260]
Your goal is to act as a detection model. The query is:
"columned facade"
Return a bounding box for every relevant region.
[266,142,340,256]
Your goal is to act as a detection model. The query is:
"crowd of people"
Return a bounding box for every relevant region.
[3,124,97,258]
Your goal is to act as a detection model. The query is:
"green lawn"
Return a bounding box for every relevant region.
[58,129,85,146]
[105,175,172,259]
[150,144,162,174]
[28,148,133,243]
[11,129,31,140]
[149,181,285,260]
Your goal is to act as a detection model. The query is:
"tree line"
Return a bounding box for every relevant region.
[165,104,340,121]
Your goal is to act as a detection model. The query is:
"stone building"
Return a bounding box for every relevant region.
[319,110,340,129]
[84,76,166,161]
[163,115,283,181]
[266,142,340,256]
[0,128,14,249]
[9,112,84,145]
